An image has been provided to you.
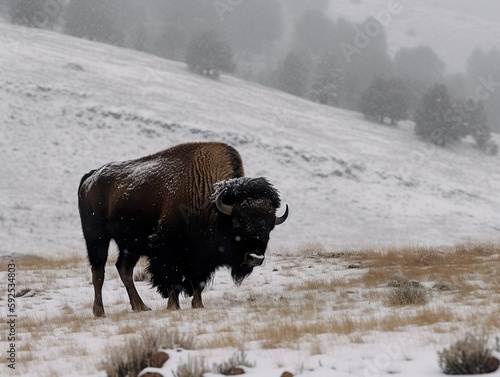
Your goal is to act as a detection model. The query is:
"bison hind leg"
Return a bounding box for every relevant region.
[84,235,111,318]
[115,250,151,312]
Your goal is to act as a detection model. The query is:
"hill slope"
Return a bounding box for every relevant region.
[0,21,499,257]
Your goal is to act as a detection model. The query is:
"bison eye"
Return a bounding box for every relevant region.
[232,219,241,228]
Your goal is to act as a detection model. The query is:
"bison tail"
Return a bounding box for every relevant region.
[78,170,96,193]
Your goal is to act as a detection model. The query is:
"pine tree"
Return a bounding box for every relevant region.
[466,47,500,133]
[310,51,343,106]
[155,24,188,61]
[185,31,235,79]
[393,45,445,89]
[393,45,446,117]
[274,51,310,97]
[221,0,283,54]
[293,10,336,58]
[8,0,60,29]
[337,17,392,110]
[414,84,455,145]
[460,99,497,154]
[358,78,409,124]
[63,0,124,46]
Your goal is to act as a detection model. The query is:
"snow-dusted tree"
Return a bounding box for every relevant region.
[155,24,188,61]
[185,31,235,78]
[393,45,446,117]
[221,0,283,54]
[274,51,310,97]
[337,17,392,110]
[393,45,445,89]
[310,51,343,106]
[459,99,498,155]
[466,47,500,133]
[8,0,60,29]
[292,10,336,58]
[414,84,457,146]
[358,77,409,124]
[63,0,124,46]
[150,0,196,61]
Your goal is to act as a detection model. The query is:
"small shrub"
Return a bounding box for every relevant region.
[173,350,255,377]
[101,328,195,377]
[438,333,499,374]
[173,355,207,377]
[212,350,255,374]
[387,274,409,288]
[387,280,428,306]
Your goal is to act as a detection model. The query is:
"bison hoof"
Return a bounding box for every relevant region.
[133,305,152,312]
[167,302,180,310]
[93,308,106,318]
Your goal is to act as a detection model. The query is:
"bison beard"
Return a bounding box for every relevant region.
[78,142,288,316]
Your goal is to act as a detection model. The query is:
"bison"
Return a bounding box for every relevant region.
[78,142,288,317]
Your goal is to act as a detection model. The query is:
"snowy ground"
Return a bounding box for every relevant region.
[0,18,500,377]
[2,244,500,377]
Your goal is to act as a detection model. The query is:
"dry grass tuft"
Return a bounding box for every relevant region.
[438,333,499,374]
[211,350,255,374]
[199,333,241,349]
[172,351,254,377]
[101,328,195,377]
[294,243,327,257]
[387,281,428,306]
[173,355,207,377]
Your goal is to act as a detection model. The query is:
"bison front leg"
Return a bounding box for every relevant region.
[192,289,204,309]
[190,281,206,308]
[167,290,181,310]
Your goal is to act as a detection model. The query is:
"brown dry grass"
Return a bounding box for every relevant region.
[344,242,499,296]
[14,253,86,270]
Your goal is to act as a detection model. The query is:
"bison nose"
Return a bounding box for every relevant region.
[244,252,265,267]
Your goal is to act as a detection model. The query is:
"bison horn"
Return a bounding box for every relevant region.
[275,204,289,225]
[215,191,233,215]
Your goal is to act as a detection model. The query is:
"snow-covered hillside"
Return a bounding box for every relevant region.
[328,0,500,73]
[1,20,499,258]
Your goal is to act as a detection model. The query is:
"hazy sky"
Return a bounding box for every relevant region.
[430,0,500,24]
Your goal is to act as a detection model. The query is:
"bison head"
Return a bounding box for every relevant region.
[213,177,288,278]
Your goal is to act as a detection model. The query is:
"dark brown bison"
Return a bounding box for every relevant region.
[78,142,288,317]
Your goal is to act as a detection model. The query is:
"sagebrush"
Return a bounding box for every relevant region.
[101,328,195,377]
[387,280,428,306]
[438,333,499,375]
